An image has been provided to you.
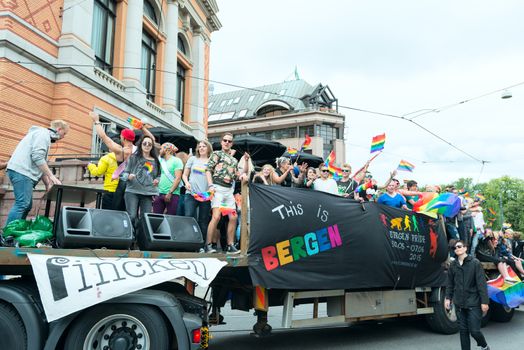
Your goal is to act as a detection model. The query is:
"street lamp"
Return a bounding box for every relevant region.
[501,90,512,99]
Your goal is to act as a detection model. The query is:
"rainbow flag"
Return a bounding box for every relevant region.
[193,191,214,202]
[488,208,496,216]
[300,135,312,151]
[397,160,415,172]
[354,181,373,193]
[219,207,237,217]
[487,268,524,308]
[127,116,143,129]
[475,193,486,201]
[324,150,336,166]
[370,133,386,153]
[287,147,298,156]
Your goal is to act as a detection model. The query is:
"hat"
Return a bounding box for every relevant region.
[161,142,178,154]
[120,128,135,142]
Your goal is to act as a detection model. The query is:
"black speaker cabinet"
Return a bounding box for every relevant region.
[56,206,133,249]
[137,213,204,251]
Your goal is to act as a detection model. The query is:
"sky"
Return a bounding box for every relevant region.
[208,0,524,186]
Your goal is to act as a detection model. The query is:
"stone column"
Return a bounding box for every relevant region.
[58,0,95,75]
[190,27,207,139]
[163,0,180,112]
[122,0,146,101]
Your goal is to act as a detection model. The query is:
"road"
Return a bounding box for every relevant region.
[208,303,523,349]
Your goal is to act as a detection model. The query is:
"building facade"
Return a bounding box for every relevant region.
[0,0,220,161]
[207,79,346,162]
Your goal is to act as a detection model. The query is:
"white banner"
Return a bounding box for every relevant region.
[27,254,227,322]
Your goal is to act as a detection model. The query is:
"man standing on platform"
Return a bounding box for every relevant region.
[5,120,69,225]
[205,132,245,255]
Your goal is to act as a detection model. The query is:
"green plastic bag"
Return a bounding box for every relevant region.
[16,230,53,247]
[3,219,31,238]
[31,216,53,232]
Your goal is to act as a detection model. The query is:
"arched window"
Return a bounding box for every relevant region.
[143,0,158,25]
[92,0,116,73]
[178,34,187,55]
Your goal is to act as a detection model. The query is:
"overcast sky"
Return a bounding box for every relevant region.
[209,0,524,186]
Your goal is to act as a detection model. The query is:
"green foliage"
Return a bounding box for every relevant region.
[445,176,524,231]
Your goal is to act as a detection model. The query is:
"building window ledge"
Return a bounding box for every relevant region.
[93,67,125,92]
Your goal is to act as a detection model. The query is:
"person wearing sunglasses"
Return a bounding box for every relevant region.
[121,135,161,228]
[445,240,491,350]
[313,166,338,195]
[205,133,245,255]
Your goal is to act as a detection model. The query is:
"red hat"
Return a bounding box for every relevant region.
[120,128,135,142]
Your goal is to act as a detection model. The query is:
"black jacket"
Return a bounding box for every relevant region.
[445,255,489,308]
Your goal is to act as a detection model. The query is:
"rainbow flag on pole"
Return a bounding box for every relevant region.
[300,135,312,151]
[287,147,298,156]
[370,133,386,153]
[397,160,415,172]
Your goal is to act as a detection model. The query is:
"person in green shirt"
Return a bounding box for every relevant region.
[152,143,183,215]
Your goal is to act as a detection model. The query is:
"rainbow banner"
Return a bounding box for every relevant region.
[300,135,312,151]
[487,268,524,308]
[370,133,386,153]
[397,160,415,172]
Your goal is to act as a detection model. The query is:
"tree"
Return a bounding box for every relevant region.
[481,176,524,231]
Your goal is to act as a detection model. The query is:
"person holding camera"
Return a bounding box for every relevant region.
[445,240,490,350]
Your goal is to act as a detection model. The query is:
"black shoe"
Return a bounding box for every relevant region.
[205,244,217,253]
[226,244,240,255]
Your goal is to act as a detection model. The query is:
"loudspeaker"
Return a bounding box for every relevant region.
[56,206,133,249]
[137,213,204,251]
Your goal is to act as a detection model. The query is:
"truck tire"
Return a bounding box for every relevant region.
[0,302,27,350]
[425,289,459,334]
[64,304,170,350]
[490,302,514,322]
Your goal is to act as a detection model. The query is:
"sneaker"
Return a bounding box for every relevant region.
[226,244,240,255]
[198,247,205,253]
[205,244,217,253]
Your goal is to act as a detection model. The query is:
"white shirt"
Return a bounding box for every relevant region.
[313,178,339,195]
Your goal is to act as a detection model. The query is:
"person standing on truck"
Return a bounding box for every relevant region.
[87,152,119,209]
[5,120,69,225]
[445,240,491,350]
[152,143,183,215]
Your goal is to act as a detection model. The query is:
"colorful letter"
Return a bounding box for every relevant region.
[316,228,331,252]
[290,236,307,261]
[262,246,279,271]
[276,240,294,266]
[328,224,342,247]
[304,232,319,255]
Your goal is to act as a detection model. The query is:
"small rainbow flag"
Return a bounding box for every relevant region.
[355,181,373,193]
[143,161,153,173]
[300,135,312,151]
[324,150,336,166]
[127,116,143,129]
[487,268,524,308]
[287,147,298,156]
[370,133,386,153]
[193,191,214,202]
[475,193,486,201]
[488,208,497,216]
[397,160,415,172]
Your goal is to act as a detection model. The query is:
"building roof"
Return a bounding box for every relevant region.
[208,79,337,124]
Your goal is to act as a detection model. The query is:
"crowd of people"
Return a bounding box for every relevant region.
[2,116,523,267]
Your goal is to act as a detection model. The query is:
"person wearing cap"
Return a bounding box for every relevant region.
[152,143,183,215]
[5,120,69,225]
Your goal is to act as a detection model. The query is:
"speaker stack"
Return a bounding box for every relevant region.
[56,206,133,249]
[137,213,204,251]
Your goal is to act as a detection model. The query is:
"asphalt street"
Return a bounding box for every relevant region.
[208,303,523,350]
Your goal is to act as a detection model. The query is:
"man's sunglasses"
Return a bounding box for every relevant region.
[222,139,233,144]
[454,245,464,249]
[321,169,329,172]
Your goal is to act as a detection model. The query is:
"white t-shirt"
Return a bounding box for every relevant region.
[313,178,339,195]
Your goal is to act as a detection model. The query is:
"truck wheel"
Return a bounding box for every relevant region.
[0,302,27,350]
[64,304,170,350]
[425,289,459,334]
[490,302,514,322]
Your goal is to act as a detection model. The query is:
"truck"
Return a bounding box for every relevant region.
[0,183,517,349]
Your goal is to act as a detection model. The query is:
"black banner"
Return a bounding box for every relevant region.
[248,184,448,290]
